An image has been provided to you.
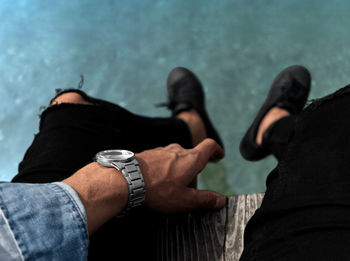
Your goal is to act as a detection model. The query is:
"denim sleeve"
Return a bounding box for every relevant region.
[0,182,89,261]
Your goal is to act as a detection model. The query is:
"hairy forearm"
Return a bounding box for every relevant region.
[63,162,128,235]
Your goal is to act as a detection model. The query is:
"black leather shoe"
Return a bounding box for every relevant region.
[157,67,224,150]
[239,65,311,161]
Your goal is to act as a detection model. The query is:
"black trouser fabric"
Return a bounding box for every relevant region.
[263,115,297,161]
[12,90,192,260]
[240,85,350,261]
[12,96,192,183]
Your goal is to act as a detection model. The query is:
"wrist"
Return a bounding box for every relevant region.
[94,150,146,216]
[63,162,128,235]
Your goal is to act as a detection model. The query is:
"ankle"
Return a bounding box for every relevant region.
[177,109,207,147]
[256,107,290,145]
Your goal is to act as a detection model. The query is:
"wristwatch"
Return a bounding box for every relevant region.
[94,149,146,216]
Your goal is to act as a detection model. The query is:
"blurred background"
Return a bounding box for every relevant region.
[1,0,350,195]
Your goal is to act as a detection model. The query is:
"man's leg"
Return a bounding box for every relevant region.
[12,90,209,183]
[241,84,350,261]
[255,107,297,161]
[12,66,224,260]
[240,65,311,162]
[51,92,206,147]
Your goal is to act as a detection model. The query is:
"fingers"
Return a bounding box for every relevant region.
[188,176,197,188]
[193,138,225,162]
[165,139,224,163]
[188,139,225,176]
[185,188,227,210]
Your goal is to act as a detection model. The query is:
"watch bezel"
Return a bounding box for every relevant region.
[94,149,135,167]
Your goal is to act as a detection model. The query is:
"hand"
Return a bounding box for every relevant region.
[136,138,227,213]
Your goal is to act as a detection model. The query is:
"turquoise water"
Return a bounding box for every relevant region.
[1,0,350,195]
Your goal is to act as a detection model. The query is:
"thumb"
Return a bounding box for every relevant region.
[188,188,227,210]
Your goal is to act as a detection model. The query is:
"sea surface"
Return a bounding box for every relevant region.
[1,0,349,195]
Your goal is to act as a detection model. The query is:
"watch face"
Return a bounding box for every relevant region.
[95,150,135,166]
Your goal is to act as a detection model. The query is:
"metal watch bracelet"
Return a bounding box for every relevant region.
[112,158,146,217]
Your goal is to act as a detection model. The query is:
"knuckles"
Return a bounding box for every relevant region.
[166,143,183,151]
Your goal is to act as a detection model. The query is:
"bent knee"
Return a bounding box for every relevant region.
[50,92,92,106]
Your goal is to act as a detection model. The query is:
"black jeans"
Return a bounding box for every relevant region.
[261,115,297,161]
[12,89,192,260]
[240,85,350,261]
[12,89,192,183]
